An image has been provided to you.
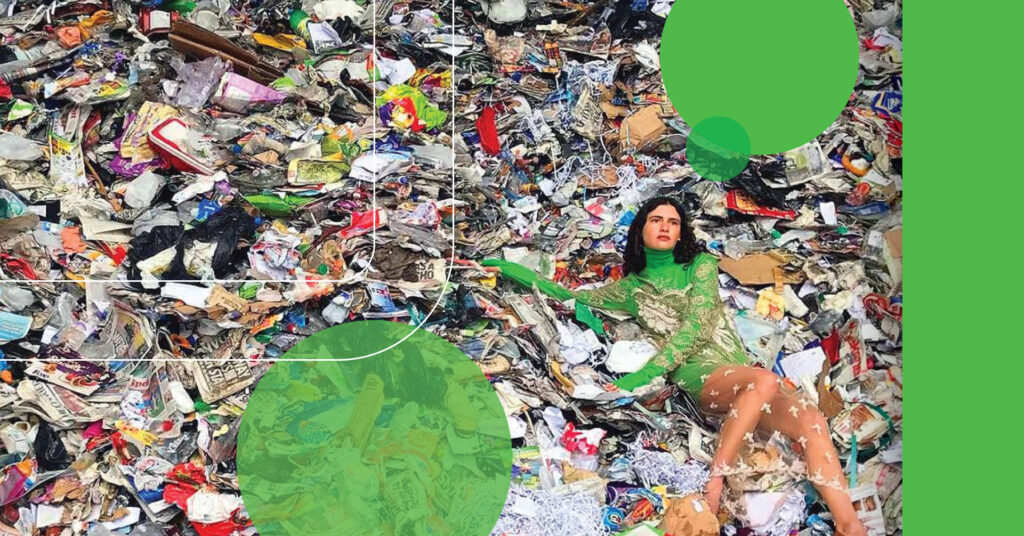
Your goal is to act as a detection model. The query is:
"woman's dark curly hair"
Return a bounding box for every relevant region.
[622,196,701,275]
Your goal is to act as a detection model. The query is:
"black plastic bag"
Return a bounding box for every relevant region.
[33,422,71,472]
[185,203,257,277]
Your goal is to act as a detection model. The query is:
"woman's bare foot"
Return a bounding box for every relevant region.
[835,518,868,536]
[704,476,724,512]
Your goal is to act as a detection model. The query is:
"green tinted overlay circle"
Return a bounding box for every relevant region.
[238,321,513,536]
[662,0,858,178]
[687,116,752,181]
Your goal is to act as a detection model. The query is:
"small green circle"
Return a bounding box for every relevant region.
[686,116,751,181]
[238,321,513,536]
[661,0,858,156]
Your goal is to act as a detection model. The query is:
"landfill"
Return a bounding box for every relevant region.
[0,1,902,536]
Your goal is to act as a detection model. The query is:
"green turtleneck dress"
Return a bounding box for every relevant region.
[482,248,749,397]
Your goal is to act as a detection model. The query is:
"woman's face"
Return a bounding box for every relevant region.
[642,204,682,251]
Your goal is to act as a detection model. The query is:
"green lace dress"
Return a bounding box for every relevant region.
[483,248,749,397]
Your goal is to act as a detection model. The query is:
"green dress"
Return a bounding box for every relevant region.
[482,248,749,397]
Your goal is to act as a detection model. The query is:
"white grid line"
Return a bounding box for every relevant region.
[2,2,460,362]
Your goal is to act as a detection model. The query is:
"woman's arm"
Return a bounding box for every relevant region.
[481,259,632,311]
[613,254,721,391]
[480,259,574,300]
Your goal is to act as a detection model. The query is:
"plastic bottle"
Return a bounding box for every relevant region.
[289,9,313,42]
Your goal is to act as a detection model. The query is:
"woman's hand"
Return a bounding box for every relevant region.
[480,259,503,273]
[603,382,620,392]
[704,475,724,513]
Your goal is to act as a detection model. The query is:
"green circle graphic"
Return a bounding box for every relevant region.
[237,321,513,536]
[687,116,752,181]
[662,0,858,179]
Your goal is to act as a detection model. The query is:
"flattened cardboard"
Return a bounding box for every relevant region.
[883,227,902,258]
[816,358,844,418]
[620,105,665,150]
[659,493,720,536]
[718,254,804,286]
[578,165,620,188]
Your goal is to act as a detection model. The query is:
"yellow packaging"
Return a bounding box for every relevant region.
[254,33,307,52]
[755,288,786,320]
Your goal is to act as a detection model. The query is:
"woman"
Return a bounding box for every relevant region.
[483,196,866,536]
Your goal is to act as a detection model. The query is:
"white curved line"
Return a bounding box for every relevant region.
[4,1,459,362]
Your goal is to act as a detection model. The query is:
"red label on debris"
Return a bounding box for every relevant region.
[726,190,797,220]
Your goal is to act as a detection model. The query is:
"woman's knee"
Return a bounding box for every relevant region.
[748,369,779,400]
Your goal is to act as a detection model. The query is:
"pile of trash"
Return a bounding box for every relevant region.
[0,1,902,536]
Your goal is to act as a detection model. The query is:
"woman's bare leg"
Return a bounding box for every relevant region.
[696,365,780,512]
[757,390,865,536]
[698,365,866,536]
